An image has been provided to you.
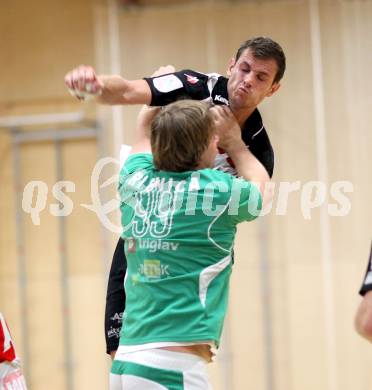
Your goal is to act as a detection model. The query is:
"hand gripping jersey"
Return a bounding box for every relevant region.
[118,154,262,350]
[359,242,372,296]
[0,313,27,390]
[144,69,274,178]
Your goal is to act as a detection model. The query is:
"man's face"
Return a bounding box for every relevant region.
[227,48,281,112]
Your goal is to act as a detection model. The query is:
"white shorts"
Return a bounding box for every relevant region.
[0,361,27,390]
[110,349,212,390]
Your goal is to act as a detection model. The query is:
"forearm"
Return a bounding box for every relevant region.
[97,76,151,105]
[227,142,270,196]
[211,105,270,196]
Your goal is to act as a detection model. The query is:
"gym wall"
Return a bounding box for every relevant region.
[0,1,371,389]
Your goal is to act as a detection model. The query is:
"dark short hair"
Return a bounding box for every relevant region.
[151,100,215,172]
[235,37,286,84]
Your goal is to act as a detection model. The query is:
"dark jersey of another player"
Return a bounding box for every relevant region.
[359,242,372,296]
[105,69,275,354]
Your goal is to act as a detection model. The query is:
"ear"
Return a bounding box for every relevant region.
[267,82,281,97]
[226,57,236,77]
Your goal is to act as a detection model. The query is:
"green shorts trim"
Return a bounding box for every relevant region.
[111,360,184,390]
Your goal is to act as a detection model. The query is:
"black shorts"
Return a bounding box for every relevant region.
[104,238,126,354]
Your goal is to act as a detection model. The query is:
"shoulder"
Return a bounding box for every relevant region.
[241,110,272,151]
[153,69,210,84]
[199,168,246,193]
[120,153,153,177]
[200,168,233,182]
[173,70,225,89]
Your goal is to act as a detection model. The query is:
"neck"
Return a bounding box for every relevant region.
[196,156,213,170]
[230,105,256,127]
[196,161,209,170]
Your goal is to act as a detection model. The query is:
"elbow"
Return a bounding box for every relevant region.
[261,180,274,208]
[355,299,372,342]
[355,317,372,342]
[256,172,271,201]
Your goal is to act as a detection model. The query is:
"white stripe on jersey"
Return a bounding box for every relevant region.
[206,73,220,96]
[365,272,372,285]
[199,255,231,307]
[252,124,264,138]
[207,197,233,253]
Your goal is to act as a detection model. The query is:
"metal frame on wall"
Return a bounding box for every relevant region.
[10,123,101,390]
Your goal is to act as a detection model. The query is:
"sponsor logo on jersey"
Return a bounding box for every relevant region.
[140,259,170,279]
[214,94,229,105]
[138,238,179,253]
[127,238,136,253]
[110,312,123,323]
[107,326,121,339]
[185,73,199,84]
[153,74,183,93]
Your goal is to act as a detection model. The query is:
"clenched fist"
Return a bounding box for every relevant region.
[64,65,104,100]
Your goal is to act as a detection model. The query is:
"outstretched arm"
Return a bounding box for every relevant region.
[128,105,160,156]
[64,65,151,105]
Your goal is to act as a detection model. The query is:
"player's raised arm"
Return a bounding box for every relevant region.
[129,105,160,156]
[64,64,151,105]
[127,66,177,155]
[211,105,270,196]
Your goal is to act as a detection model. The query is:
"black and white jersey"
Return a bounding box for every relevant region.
[144,69,274,178]
[359,242,372,296]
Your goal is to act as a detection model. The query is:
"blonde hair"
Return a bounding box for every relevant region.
[151,100,214,172]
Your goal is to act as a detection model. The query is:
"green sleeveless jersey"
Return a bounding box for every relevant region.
[118,153,262,348]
